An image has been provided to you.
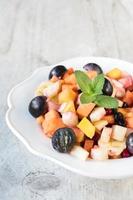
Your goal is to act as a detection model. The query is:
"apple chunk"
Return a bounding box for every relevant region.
[111,125,127,141]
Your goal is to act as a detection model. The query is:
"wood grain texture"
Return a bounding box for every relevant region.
[0,0,133,199]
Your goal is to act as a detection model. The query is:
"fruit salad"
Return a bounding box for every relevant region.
[28,63,133,161]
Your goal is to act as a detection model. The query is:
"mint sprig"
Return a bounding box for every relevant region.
[75,70,118,108]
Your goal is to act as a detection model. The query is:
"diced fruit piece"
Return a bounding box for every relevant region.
[108,140,126,156]
[29,96,48,118]
[91,146,108,160]
[49,65,67,79]
[126,112,133,118]
[102,78,113,96]
[35,81,53,96]
[70,146,89,160]
[111,125,127,141]
[58,101,76,113]
[116,87,125,98]
[126,133,133,154]
[36,116,44,125]
[77,117,95,139]
[99,127,112,143]
[47,100,59,111]
[112,79,123,88]
[122,91,133,106]
[64,73,77,85]
[126,117,133,129]
[52,128,76,152]
[58,88,77,104]
[93,120,108,131]
[83,63,103,74]
[106,68,122,79]
[84,139,94,152]
[63,67,74,79]
[43,81,61,98]
[72,128,84,143]
[87,70,97,79]
[62,112,78,127]
[119,76,133,89]
[90,107,106,122]
[77,103,95,118]
[42,110,65,137]
[102,115,114,124]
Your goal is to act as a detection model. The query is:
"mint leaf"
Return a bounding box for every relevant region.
[92,74,105,94]
[75,70,92,94]
[80,93,97,104]
[94,95,118,108]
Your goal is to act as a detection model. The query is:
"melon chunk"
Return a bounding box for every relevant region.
[58,101,76,113]
[111,125,127,141]
[90,107,106,122]
[77,117,95,139]
[99,127,112,143]
[91,146,108,160]
[70,146,89,160]
[77,103,95,118]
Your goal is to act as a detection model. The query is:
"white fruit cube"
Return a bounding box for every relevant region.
[70,146,89,161]
[111,125,127,141]
[100,127,112,143]
[91,146,108,160]
[108,141,126,156]
[43,81,61,98]
[90,107,106,122]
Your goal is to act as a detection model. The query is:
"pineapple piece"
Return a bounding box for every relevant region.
[111,125,127,141]
[90,107,106,122]
[77,117,95,139]
[93,120,108,131]
[70,146,89,161]
[106,68,122,79]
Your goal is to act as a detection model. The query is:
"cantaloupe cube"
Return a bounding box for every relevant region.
[123,90,133,106]
[77,103,95,118]
[106,68,122,79]
[58,88,77,104]
[126,117,133,129]
[72,128,84,143]
[117,108,128,117]
[64,73,77,85]
[93,120,108,131]
[77,117,95,139]
[111,125,127,141]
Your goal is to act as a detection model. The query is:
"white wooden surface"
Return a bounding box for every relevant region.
[1,0,133,199]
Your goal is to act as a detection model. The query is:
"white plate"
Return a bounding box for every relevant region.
[6,57,133,179]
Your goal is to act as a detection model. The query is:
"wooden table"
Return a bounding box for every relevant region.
[0,0,133,199]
